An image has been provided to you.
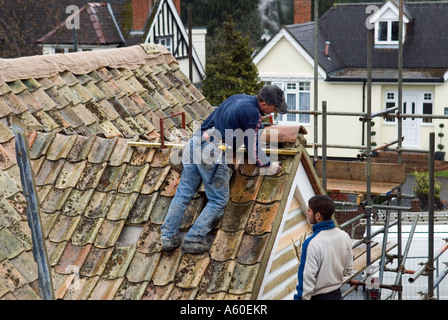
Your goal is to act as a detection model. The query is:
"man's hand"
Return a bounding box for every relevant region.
[260,161,282,175]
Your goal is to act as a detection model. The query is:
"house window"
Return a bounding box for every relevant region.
[272,81,310,124]
[375,20,400,46]
[155,36,173,53]
[385,92,396,123]
[423,93,433,123]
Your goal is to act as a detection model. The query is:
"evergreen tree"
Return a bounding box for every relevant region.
[201,16,263,106]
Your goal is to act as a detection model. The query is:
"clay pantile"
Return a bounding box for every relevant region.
[107,193,138,221]
[0,121,14,144]
[30,87,57,111]
[102,245,137,280]
[179,197,204,229]
[245,202,281,235]
[0,259,28,292]
[108,137,134,167]
[6,220,32,252]
[118,164,149,194]
[114,280,149,300]
[94,219,126,249]
[54,242,92,274]
[83,81,106,102]
[210,229,244,262]
[0,198,21,229]
[33,110,60,132]
[40,187,72,213]
[126,251,161,283]
[152,249,183,286]
[16,90,43,114]
[87,136,118,164]
[141,166,171,194]
[76,162,107,191]
[54,160,87,189]
[48,214,82,243]
[47,134,76,160]
[128,193,158,225]
[43,86,69,109]
[228,263,260,295]
[141,282,174,300]
[175,253,210,289]
[63,275,100,300]
[28,131,55,160]
[219,201,254,233]
[71,216,105,246]
[66,135,96,162]
[34,159,65,186]
[149,195,172,224]
[256,174,289,204]
[0,170,19,200]
[199,259,237,294]
[88,278,123,300]
[61,189,95,217]
[71,104,97,126]
[97,164,126,192]
[84,191,116,219]
[0,92,28,115]
[79,246,114,277]
[237,233,270,265]
[159,168,180,197]
[136,222,162,254]
[0,227,25,259]
[0,143,16,170]
[229,172,263,204]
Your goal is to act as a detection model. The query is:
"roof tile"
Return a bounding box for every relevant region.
[40,187,72,213]
[228,263,260,295]
[84,191,116,219]
[97,165,126,192]
[141,282,174,300]
[54,160,87,189]
[152,249,182,286]
[126,251,161,283]
[220,201,254,232]
[94,219,125,248]
[210,229,244,262]
[175,253,210,289]
[256,175,289,204]
[66,135,96,162]
[128,193,158,225]
[107,192,138,221]
[71,216,105,246]
[79,246,114,277]
[245,202,281,235]
[199,259,237,294]
[48,214,82,243]
[149,195,172,224]
[229,172,263,204]
[102,245,137,280]
[237,233,270,265]
[113,279,148,300]
[118,164,149,194]
[46,134,77,161]
[88,277,123,300]
[87,136,118,164]
[76,162,107,191]
[0,260,28,292]
[141,166,171,194]
[54,242,92,274]
[0,227,25,259]
[35,159,65,186]
[137,222,162,254]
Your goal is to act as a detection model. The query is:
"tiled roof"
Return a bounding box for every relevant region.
[0,43,313,300]
[286,1,448,81]
[37,3,124,46]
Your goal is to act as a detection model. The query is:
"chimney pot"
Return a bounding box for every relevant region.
[325,41,330,56]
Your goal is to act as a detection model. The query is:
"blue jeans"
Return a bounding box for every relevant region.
[161,135,230,242]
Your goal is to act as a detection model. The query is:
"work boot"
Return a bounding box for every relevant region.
[161,236,180,251]
[182,238,210,254]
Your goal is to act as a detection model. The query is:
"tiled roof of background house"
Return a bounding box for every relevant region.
[37,3,125,46]
[0,43,315,300]
[286,1,448,81]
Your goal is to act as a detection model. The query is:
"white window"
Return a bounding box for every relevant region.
[155,36,173,53]
[423,92,433,123]
[272,81,310,124]
[385,91,396,123]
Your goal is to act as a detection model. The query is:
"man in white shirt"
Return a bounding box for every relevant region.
[294,195,354,300]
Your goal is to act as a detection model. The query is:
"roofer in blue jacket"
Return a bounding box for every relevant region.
[161,85,288,254]
[294,195,354,300]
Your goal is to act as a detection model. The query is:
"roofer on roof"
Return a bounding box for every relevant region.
[160,85,288,254]
[294,195,354,300]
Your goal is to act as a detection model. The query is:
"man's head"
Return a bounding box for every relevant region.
[306,195,335,224]
[257,85,288,115]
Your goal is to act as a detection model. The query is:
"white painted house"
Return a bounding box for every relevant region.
[254,0,448,158]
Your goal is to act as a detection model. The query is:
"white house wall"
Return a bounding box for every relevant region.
[255,34,448,158]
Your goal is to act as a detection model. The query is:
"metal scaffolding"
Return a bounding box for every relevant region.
[287,0,446,300]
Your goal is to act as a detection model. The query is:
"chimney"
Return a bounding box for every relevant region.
[173,0,181,16]
[294,0,311,24]
[325,41,330,56]
[132,0,153,31]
